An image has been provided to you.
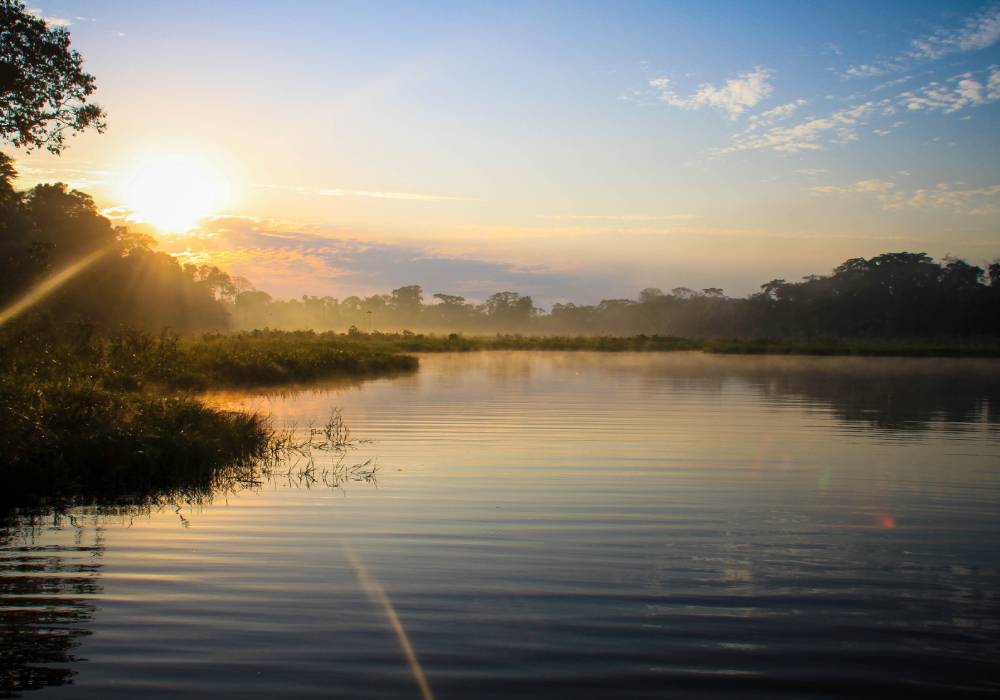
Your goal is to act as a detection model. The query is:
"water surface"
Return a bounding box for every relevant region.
[3,352,1000,698]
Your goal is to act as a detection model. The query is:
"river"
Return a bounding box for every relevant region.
[3,352,999,698]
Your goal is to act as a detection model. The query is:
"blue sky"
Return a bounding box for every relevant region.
[15,1,1000,304]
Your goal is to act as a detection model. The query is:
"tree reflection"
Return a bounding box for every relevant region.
[630,356,1000,433]
[749,360,1000,431]
[0,513,102,697]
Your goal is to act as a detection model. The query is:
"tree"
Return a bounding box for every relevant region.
[758,279,788,302]
[638,287,663,304]
[670,287,698,300]
[185,263,238,303]
[485,291,535,328]
[1,0,106,153]
[391,284,423,314]
[432,293,466,306]
[23,183,119,264]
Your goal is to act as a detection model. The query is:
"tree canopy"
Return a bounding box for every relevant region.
[0,0,105,153]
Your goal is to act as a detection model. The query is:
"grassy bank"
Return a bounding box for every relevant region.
[330,331,701,353]
[181,330,418,386]
[302,329,1000,358]
[0,378,271,502]
[0,326,413,505]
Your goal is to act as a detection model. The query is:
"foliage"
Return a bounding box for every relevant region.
[223,252,1000,340]
[0,325,409,505]
[0,377,269,502]
[0,0,105,153]
[178,330,418,386]
[0,155,232,331]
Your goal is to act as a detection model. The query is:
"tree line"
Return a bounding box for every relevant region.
[225,253,1000,338]
[2,155,998,338]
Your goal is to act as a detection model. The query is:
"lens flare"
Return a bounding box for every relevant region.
[343,544,435,700]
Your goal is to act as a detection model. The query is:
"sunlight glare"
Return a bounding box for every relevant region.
[125,154,229,233]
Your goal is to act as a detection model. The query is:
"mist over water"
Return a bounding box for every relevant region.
[3,353,999,698]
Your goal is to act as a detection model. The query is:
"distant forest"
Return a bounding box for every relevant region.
[2,154,998,339]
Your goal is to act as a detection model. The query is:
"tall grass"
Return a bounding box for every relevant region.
[270,329,1000,357]
[0,324,401,507]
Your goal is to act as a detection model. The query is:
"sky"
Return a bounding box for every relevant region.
[11,0,1000,306]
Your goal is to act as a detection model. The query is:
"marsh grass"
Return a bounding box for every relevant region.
[179,331,418,387]
[0,324,403,505]
[259,409,377,489]
[263,329,998,357]
[0,405,378,516]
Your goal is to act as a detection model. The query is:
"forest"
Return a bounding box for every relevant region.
[2,149,998,340]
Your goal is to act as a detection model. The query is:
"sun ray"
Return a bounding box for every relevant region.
[0,245,115,327]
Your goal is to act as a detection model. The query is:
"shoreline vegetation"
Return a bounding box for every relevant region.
[0,326,413,505]
[320,330,1000,357]
[3,325,999,507]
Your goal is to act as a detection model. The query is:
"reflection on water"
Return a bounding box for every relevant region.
[2,352,1000,698]
[1,514,103,697]
[638,354,1000,431]
[0,427,379,699]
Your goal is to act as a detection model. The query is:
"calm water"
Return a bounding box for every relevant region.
[3,352,1000,698]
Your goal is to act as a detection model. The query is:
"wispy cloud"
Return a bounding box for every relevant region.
[747,99,807,128]
[844,63,899,79]
[26,6,70,26]
[812,177,1000,214]
[718,100,889,154]
[812,178,896,195]
[254,183,479,203]
[845,3,1000,77]
[716,66,998,155]
[14,164,115,190]
[320,189,478,202]
[885,183,1000,213]
[649,67,774,119]
[541,213,698,222]
[899,67,1000,112]
[908,3,1000,60]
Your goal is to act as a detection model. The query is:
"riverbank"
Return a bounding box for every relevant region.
[0,327,415,503]
[3,326,997,503]
[318,330,1000,357]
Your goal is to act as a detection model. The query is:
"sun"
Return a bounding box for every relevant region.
[124,154,229,233]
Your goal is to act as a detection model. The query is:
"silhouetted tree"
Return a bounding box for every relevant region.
[485,291,535,329]
[390,284,423,324]
[639,287,663,303]
[989,260,1000,288]
[0,0,105,153]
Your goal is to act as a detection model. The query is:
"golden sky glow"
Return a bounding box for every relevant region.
[8,2,1000,305]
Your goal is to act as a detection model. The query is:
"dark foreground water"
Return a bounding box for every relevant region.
[3,352,1000,698]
